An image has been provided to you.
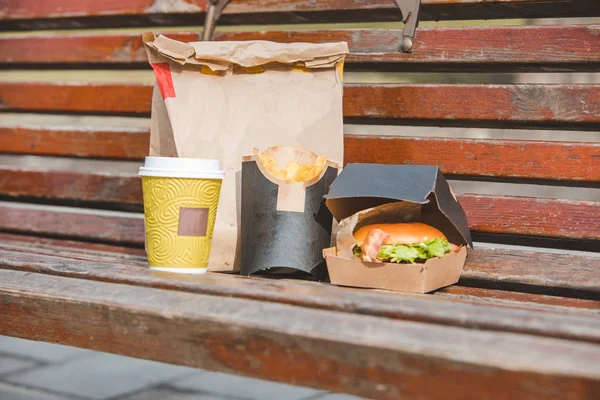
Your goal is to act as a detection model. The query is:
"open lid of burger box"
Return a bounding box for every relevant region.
[324,164,472,248]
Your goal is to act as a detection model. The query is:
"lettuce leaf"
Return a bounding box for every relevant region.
[353,238,452,264]
[425,237,452,258]
[378,244,421,263]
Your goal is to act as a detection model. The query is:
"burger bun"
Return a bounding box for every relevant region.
[353,222,446,245]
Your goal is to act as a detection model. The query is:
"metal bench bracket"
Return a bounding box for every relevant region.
[394,0,422,52]
[202,0,231,41]
[201,0,421,51]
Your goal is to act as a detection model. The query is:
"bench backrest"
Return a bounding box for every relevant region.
[0,0,598,251]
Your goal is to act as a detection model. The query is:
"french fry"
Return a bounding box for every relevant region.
[254,149,285,180]
[255,148,327,182]
[284,161,302,181]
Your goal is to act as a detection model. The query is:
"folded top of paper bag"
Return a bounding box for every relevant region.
[143,33,349,71]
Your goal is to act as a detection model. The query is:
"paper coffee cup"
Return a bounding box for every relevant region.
[139,157,224,274]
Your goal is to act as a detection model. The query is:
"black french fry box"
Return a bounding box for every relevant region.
[323,164,472,293]
[240,146,340,279]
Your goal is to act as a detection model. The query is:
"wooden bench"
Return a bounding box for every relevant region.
[1,1,599,398]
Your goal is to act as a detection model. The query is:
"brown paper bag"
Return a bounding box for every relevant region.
[143,33,348,272]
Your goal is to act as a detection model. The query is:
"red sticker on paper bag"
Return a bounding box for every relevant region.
[150,62,176,99]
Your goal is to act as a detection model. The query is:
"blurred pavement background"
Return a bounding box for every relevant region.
[0,336,364,400]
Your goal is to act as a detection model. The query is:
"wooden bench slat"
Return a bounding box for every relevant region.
[436,286,600,311]
[344,84,600,129]
[0,167,143,207]
[0,125,149,159]
[2,0,598,29]
[3,269,600,399]
[225,25,600,73]
[3,25,599,72]
[0,82,153,114]
[1,245,599,345]
[0,203,145,246]
[0,232,147,257]
[1,231,599,312]
[461,247,600,298]
[0,205,598,298]
[461,194,600,241]
[0,238,148,267]
[1,173,598,241]
[345,135,600,184]
[2,127,599,184]
[2,82,598,129]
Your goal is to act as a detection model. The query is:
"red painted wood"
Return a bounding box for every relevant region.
[3,269,600,400]
[460,194,600,240]
[2,233,599,307]
[437,286,600,311]
[222,25,600,72]
[2,25,599,72]
[1,245,599,342]
[0,233,147,257]
[1,0,598,23]
[0,174,597,240]
[344,135,600,184]
[460,246,600,296]
[0,204,145,246]
[3,126,598,185]
[2,82,598,128]
[343,84,600,127]
[0,168,142,206]
[0,32,195,64]
[0,0,206,19]
[0,125,149,159]
[0,82,153,114]
[1,233,596,310]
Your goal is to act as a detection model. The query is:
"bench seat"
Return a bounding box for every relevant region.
[1,232,600,399]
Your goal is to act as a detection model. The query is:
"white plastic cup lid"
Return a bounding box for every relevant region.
[139,157,225,179]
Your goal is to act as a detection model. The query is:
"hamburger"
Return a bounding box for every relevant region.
[353,222,461,264]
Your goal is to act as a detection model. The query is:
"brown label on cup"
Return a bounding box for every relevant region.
[178,207,209,236]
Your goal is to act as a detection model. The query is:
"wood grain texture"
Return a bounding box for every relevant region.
[1,82,599,129]
[345,135,600,184]
[5,230,595,310]
[0,204,144,246]
[0,168,142,207]
[3,127,599,184]
[1,244,599,343]
[343,84,600,129]
[3,25,599,72]
[0,125,149,159]
[3,269,600,400]
[5,231,597,312]
[0,232,147,257]
[222,25,600,72]
[0,82,153,114]
[1,172,597,240]
[2,232,597,302]
[0,234,148,264]
[1,233,597,311]
[1,0,598,28]
[436,286,600,311]
[461,195,600,241]
[461,247,600,297]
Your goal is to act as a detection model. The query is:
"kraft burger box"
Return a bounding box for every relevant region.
[240,146,339,279]
[323,164,473,293]
[143,33,348,272]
